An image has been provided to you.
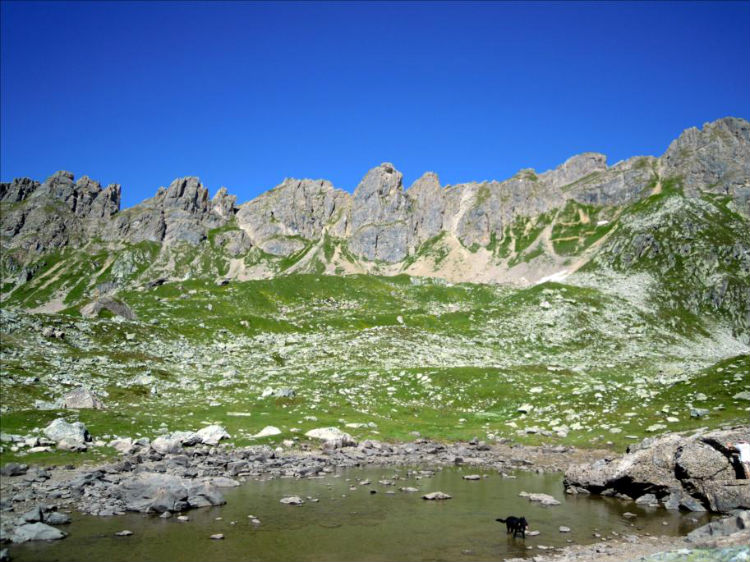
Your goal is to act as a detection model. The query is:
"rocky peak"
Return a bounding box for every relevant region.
[407,172,445,245]
[353,162,403,200]
[72,176,121,218]
[349,163,412,262]
[211,187,236,219]
[661,117,750,212]
[163,177,209,213]
[541,152,608,190]
[0,177,40,203]
[236,177,349,256]
[408,172,441,195]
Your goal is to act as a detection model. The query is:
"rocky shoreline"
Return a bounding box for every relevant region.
[2,427,749,560]
[0,434,608,544]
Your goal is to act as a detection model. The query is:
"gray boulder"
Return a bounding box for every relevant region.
[195,425,230,446]
[0,462,28,477]
[44,512,71,525]
[118,472,225,514]
[10,522,66,543]
[62,387,104,410]
[565,427,750,513]
[151,436,183,455]
[43,418,90,446]
[119,473,187,513]
[687,510,750,542]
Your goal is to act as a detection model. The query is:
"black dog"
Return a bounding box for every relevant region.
[496,516,529,538]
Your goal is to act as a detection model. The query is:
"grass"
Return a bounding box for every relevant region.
[2,269,747,468]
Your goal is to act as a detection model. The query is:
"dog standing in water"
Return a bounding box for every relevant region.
[496,516,529,538]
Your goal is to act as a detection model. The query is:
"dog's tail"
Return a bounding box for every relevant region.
[495,518,507,523]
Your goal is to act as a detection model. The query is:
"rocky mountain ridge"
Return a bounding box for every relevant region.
[3,117,747,265]
[1,117,748,336]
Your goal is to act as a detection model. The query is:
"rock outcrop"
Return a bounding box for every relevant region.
[661,116,750,213]
[564,427,750,513]
[236,178,348,255]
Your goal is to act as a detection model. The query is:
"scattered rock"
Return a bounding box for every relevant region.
[254,426,282,438]
[196,425,230,446]
[305,427,356,448]
[520,491,561,506]
[422,492,452,500]
[280,496,304,505]
[0,462,28,476]
[62,387,104,409]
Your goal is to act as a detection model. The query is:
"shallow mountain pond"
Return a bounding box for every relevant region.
[9,466,713,561]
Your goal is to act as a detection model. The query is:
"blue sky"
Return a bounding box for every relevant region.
[2,1,748,208]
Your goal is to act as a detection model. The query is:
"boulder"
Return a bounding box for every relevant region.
[687,511,750,542]
[254,426,282,438]
[280,496,304,505]
[151,436,183,455]
[305,427,356,448]
[11,522,66,543]
[196,425,230,446]
[422,492,452,500]
[120,473,187,513]
[564,427,750,513]
[520,491,561,506]
[0,462,28,477]
[43,418,90,446]
[62,387,104,410]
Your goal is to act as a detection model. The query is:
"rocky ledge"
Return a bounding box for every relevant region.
[564,427,750,513]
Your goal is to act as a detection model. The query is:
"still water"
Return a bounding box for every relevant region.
[10,467,712,562]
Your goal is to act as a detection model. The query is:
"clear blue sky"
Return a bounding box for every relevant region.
[2,1,748,208]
